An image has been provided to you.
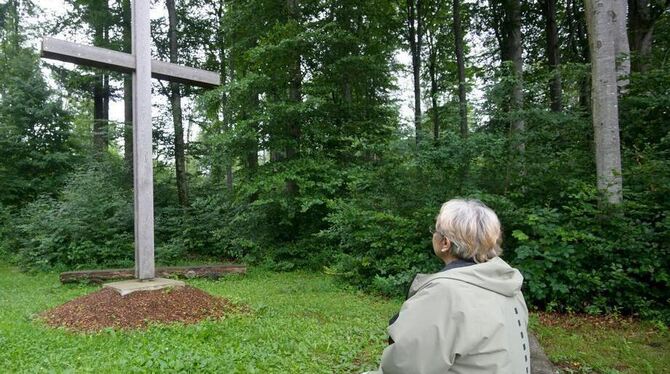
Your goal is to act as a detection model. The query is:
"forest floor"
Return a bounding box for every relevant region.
[0,261,667,373]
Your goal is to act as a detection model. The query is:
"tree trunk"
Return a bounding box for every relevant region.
[542,0,562,112]
[507,0,524,152]
[247,92,260,171]
[167,0,189,207]
[286,0,301,196]
[92,77,107,152]
[567,0,592,112]
[628,0,668,72]
[498,0,525,155]
[214,1,234,191]
[612,0,631,92]
[428,43,439,141]
[628,0,653,72]
[122,0,133,176]
[91,1,109,154]
[453,0,468,137]
[407,0,423,145]
[585,0,625,205]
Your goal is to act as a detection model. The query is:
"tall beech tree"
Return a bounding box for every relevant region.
[423,0,443,141]
[405,0,424,144]
[542,0,561,112]
[166,0,189,207]
[88,0,111,153]
[628,0,670,72]
[120,0,132,175]
[566,0,590,111]
[59,0,113,154]
[453,0,468,136]
[285,0,302,196]
[490,0,525,150]
[585,0,630,205]
[504,0,524,152]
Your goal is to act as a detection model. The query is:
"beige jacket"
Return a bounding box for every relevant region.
[367,257,530,374]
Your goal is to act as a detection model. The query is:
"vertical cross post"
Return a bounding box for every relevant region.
[132,0,154,280]
[40,1,219,285]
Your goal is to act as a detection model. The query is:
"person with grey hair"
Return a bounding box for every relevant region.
[364,199,530,374]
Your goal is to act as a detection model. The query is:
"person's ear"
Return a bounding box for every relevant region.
[441,237,451,253]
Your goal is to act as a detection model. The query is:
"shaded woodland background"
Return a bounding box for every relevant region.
[0,0,668,323]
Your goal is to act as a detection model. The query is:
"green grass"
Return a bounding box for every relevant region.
[1,262,668,373]
[0,262,400,373]
[530,314,670,374]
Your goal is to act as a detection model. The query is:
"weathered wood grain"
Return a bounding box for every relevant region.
[41,38,220,88]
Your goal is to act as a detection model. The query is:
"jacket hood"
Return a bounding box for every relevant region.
[411,257,524,298]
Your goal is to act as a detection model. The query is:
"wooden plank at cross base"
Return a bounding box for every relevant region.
[60,265,248,284]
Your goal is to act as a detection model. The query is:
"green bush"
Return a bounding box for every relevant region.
[508,183,670,322]
[322,200,439,294]
[9,161,134,271]
[320,129,670,323]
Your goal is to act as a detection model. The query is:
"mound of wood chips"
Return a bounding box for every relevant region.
[41,286,241,332]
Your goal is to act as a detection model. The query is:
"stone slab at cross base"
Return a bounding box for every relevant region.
[529,332,558,374]
[103,278,185,296]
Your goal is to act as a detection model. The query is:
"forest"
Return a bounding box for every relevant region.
[0,0,668,326]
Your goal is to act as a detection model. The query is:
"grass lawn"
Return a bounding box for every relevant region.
[1,261,668,373]
[531,313,669,374]
[0,262,398,373]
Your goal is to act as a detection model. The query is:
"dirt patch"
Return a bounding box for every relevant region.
[41,286,246,332]
[537,311,636,330]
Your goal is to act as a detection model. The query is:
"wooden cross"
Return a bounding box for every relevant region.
[40,1,220,280]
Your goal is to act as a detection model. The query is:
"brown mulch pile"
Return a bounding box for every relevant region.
[41,286,243,332]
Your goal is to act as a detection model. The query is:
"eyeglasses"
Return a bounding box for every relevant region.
[429,227,444,237]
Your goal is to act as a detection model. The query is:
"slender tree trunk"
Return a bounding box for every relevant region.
[92,1,109,154]
[453,0,467,137]
[628,0,654,72]
[428,44,439,141]
[213,2,234,191]
[507,0,524,152]
[566,0,592,112]
[613,0,631,92]
[224,44,234,192]
[122,0,133,176]
[407,0,423,145]
[167,0,189,207]
[286,0,302,196]
[92,78,106,152]
[247,92,260,171]
[10,0,19,43]
[627,0,670,72]
[543,0,562,112]
[585,0,626,205]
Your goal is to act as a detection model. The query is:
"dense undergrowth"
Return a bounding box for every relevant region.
[2,123,668,323]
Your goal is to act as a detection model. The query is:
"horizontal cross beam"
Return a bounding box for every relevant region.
[41,37,220,88]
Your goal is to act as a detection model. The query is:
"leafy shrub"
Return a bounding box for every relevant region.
[508,183,670,322]
[155,240,187,265]
[322,201,438,294]
[322,131,670,323]
[9,161,134,270]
